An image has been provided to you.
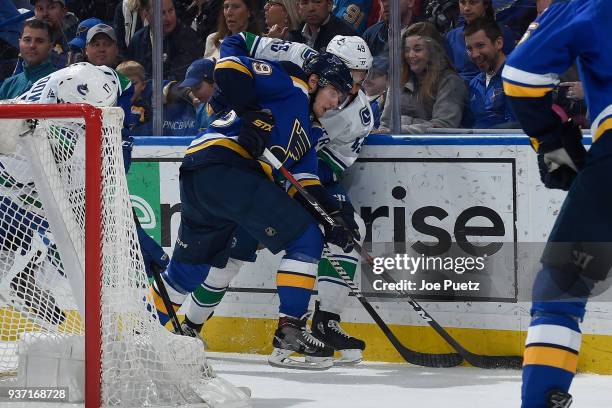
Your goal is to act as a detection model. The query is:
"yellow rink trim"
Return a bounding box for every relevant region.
[196,316,612,375]
[3,309,610,374]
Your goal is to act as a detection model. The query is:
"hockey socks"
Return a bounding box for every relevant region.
[316,251,358,315]
[276,258,318,318]
[522,314,581,408]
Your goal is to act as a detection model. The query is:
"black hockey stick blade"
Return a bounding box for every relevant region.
[359,296,463,368]
[378,270,523,369]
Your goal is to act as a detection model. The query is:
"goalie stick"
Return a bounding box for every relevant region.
[262,148,523,370]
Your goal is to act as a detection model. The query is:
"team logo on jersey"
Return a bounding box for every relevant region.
[359,106,371,126]
[301,48,317,62]
[265,227,277,237]
[77,84,89,96]
[252,62,272,75]
[270,118,311,162]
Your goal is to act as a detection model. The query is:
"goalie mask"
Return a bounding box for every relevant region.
[56,62,119,107]
[326,35,373,71]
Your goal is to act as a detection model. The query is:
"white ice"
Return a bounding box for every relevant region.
[208,352,612,408]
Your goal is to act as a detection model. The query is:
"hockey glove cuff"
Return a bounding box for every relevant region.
[537,120,586,191]
[295,185,359,253]
[238,109,275,158]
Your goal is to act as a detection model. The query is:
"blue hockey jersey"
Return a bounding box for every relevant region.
[502,0,612,156]
[182,55,323,189]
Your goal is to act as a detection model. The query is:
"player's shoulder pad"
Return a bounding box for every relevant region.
[278,61,308,84]
[215,56,253,77]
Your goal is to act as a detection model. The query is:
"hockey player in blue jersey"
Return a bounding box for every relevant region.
[502,1,612,407]
[149,52,356,370]
[177,32,373,365]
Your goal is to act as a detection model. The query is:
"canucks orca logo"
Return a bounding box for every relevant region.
[359,106,371,126]
[77,83,89,96]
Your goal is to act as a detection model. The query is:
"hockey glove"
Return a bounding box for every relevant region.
[238,109,275,158]
[537,120,587,191]
[324,201,361,253]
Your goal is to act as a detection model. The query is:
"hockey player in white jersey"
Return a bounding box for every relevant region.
[180,33,373,365]
[0,62,120,326]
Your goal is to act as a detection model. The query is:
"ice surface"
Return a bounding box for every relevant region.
[209,352,612,408]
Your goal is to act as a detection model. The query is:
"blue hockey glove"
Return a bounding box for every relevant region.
[324,201,360,253]
[238,109,274,158]
[537,120,586,191]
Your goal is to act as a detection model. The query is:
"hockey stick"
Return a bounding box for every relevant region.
[263,148,523,369]
[263,149,461,368]
[151,263,184,335]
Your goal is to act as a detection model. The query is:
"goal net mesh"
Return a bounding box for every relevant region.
[0,105,248,407]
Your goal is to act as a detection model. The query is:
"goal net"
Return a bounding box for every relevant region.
[0,104,249,408]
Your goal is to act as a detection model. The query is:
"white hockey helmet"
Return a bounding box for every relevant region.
[56,62,119,107]
[326,35,373,71]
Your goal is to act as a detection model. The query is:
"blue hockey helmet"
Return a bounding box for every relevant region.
[302,52,353,96]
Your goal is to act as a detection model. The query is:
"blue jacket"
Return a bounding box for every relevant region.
[446,23,516,83]
[0,59,57,99]
[130,80,198,137]
[464,62,516,128]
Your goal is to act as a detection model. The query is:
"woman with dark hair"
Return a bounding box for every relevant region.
[204,0,262,59]
[379,22,466,134]
[445,0,517,82]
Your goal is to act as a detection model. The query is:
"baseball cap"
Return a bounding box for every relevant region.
[85,24,117,46]
[179,58,215,88]
[68,18,103,49]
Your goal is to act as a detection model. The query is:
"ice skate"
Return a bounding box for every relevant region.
[548,390,572,408]
[268,315,334,371]
[178,316,208,348]
[311,301,365,366]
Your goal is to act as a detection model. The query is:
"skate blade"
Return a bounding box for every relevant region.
[333,349,363,366]
[268,348,333,371]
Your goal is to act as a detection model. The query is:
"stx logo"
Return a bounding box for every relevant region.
[253,119,273,131]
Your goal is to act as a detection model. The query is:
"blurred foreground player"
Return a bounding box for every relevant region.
[502,1,612,407]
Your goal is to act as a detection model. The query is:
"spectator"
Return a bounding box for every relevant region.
[362,0,414,57]
[445,0,516,83]
[178,57,216,131]
[363,55,388,129]
[32,0,78,66]
[66,17,103,65]
[264,0,302,40]
[116,60,146,103]
[113,0,146,57]
[85,24,121,68]
[204,0,261,59]
[286,0,355,52]
[129,0,204,81]
[379,22,466,133]
[332,0,382,35]
[183,0,223,43]
[118,59,201,136]
[0,18,56,99]
[462,17,517,128]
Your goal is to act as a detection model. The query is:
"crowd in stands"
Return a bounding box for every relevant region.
[0,0,588,136]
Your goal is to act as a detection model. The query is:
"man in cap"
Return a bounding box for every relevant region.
[85,23,121,68]
[32,0,78,61]
[66,17,103,65]
[178,58,216,131]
